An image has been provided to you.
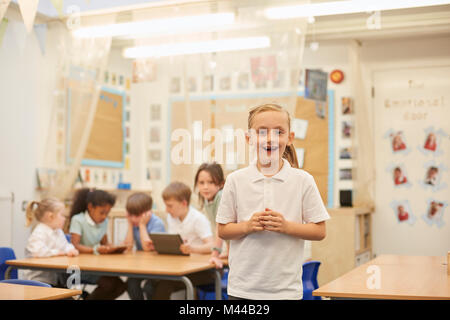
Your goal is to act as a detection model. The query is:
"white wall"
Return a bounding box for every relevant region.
[0,19,60,257]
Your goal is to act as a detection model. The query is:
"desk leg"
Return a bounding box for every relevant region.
[213,270,222,300]
[4,266,14,280]
[180,276,195,300]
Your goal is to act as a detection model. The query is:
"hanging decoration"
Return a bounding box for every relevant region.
[0,0,11,22]
[18,0,39,33]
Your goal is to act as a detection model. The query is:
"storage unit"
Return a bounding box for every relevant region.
[311,207,373,286]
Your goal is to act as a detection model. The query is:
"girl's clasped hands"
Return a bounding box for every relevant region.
[247,208,288,234]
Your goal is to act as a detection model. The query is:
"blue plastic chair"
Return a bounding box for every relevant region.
[0,279,51,288]
[197,268,229,300]
[0,247,18,280]
[302,260,321,300]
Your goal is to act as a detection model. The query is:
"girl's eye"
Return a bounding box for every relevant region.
[258,129,268,136]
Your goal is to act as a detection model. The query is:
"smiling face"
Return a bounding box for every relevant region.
[247,109,294,171]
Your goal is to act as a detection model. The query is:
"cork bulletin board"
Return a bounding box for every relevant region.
[67,86,126,168]
[169,91,334,206]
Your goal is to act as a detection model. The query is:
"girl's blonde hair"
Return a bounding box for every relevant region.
[248,104,299,169]
[25,198,65,227]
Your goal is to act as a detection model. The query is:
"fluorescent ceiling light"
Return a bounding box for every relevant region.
[123,36,271,58]
[265,0,450,19]
[73,12,235,38]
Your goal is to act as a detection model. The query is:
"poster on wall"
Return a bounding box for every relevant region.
[386,163,411,188]
[384,129,411,155]
[374,66,450,255]
[67,85,126,168]
[250,55,277,86]
[422,199,447,228]
[390,200,416,225]
[417,126,448,156]
[132,59,157,83]
[418,161,448,192]
[304,69,328,102]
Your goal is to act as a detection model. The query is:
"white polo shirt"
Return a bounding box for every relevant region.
[167,206,212,246]
[216,158,330,300]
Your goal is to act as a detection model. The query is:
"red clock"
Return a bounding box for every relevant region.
[330,69,344,84]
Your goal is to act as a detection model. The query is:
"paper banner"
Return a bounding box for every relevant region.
[50,0,64,18]
[0,17,7,48]
[34,23,46,55]
[18,0,39,33]
[0,0,11,22]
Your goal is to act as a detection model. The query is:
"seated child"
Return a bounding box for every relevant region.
[123,192,166,300]
[69,188,126,300]
[25,198,79,286]
[152,181,215,299]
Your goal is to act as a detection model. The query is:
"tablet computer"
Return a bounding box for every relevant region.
[109,245,127,254]
[149,233,189,256]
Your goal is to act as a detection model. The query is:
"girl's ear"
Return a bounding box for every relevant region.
[87,203,93,212]
[288,131,295,145]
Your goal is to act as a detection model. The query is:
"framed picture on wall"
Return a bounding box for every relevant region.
[342,97,354,114]
[342,121,353,139]
[339,168,352,180]
[339,147,352,159]
[150,167,161,180]
[148,149,162,162]
[220,76,231,91]
[188,77,197,92]
[170,77,181,94]
[238,73,249,90]
[150,127,161,143]
[202,75,213,92]
[150,104,161,121]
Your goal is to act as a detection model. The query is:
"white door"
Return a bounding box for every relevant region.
[373,66,450,256]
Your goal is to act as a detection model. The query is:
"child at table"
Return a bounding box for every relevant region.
[24,198,79,286]
[151,182,215,299]
[123,192,166,300]
[68,188,126,300]
[216,104,330,300]
[194,162,228,268]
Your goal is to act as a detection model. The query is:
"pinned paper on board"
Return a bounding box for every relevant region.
[422,199,447,228]
[390,200,416,226]
[295,148,305,168]
[292,118,308,140]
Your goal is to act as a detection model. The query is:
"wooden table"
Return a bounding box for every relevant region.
[0,283,81,300]
[5,251,223,300]
[313,255,450,300]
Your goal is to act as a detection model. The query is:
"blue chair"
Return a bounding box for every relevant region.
[197,268,229,300]
[0,247,18,280]
[65,234,71,243]
[0,279,51,288]
[302,260,321,300]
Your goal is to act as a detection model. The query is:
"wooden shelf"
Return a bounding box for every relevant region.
[311,207,374,286]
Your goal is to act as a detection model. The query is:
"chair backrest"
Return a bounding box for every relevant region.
[0,279,51,288]
[0,247,18,280]
[302,260,321,289]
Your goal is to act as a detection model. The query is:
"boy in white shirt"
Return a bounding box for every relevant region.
[151,182,215,299]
